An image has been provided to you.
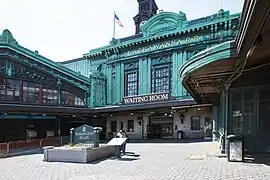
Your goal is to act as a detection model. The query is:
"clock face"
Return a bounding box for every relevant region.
[140,21,146,26]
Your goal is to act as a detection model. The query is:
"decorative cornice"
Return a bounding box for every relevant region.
[179,40,235,81]
[140,11,188,36]
[84,11,241,59]
[0,29,91,87]
[179,40,237,103]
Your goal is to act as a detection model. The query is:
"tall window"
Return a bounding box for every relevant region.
[128,120,134,132]
[125,72,138,96]
[23,82,40,103]
[111,121,117,133]
[42,86,58,105]
[231,90,255,134]
[124,62,138,97]
[151,66,171,93]
[120,122,124,130]
[62,91,85,106]
[0,78,20,101]
[191,116,201,130]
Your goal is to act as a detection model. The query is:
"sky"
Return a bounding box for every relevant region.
[0,0,244,62]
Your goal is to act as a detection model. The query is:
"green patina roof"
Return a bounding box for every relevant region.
[179,40,235,81]
[0,29,91,86]
[84,10,241,58]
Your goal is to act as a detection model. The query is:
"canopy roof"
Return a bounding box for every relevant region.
[180,0,270,104]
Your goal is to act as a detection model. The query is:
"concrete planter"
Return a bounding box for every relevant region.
[43,145,115,163]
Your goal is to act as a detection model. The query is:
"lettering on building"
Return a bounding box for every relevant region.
[123,93,170,104]
[120,36,200,58]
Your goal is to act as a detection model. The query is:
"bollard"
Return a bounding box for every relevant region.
[40,139,43,149]
[70,128,75,145]
[93,127,100,148]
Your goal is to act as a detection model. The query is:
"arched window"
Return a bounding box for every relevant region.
[42,86,58,105]
[0,78,20,102]
[23,82,41,103]
[0,74,85,107]
[61,90,85,106]
[0,75,58,105]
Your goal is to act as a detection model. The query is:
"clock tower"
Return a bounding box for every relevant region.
[133,0,159,34]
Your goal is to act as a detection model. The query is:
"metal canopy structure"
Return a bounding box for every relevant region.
[180,0,270,104]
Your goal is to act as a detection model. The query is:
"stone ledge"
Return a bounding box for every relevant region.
[44,145,115,163]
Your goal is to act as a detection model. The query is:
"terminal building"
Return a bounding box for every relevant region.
[0,0,240,142]
[180,0,270,153]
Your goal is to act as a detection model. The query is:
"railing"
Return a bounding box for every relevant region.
[8,139,41,153]
[0,136,69,158]
[40,137,61,147]
[0,143,8,157]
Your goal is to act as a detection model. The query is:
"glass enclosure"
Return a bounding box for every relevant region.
[229,86,270,152]
[0,75,85,107]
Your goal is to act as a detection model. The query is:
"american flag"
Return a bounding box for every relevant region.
[114,14,123,27]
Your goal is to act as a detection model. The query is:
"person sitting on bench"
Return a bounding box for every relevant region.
[115,129,128,155]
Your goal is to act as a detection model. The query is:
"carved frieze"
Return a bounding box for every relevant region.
[151,56,172,66]
[140,12,188,36]
[124,61,139,70]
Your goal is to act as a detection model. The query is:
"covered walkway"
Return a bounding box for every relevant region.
[179,0,270,152]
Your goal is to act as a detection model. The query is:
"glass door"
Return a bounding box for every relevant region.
[149,114,173,139]
[258,90,270,151]
[231,90,256,152]
[161,124,173,138]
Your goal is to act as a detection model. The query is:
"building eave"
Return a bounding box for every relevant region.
[0,103,97,116]
[179,40,237,103]
[179,0,270,104]
[83,13,241,58]
[93,99,196,113]
[235,0,270,56]
[61,57,85,64]
[0,43,91,86]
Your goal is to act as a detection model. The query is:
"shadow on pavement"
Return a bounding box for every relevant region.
[128,139,212,144]
[87,156,112,165]
[244,153,270,166]
[100,138,212,144]
[1,149,43,158]
[115,157,140,161]
[125,152,140,157]
[89,153,140,164]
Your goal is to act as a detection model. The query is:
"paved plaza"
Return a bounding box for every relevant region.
[0,142,270,180]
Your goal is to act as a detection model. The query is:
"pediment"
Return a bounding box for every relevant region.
[140,11,188,36]
[0,29,18,45]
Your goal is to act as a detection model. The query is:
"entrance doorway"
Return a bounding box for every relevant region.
[259,90,270,151]
[147,114,173,139]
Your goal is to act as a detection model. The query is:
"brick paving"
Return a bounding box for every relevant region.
[0,142,270,180]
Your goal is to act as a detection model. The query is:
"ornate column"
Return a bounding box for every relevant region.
[57,79,62,106]
[212,105,219,141]
[220,83,231,154]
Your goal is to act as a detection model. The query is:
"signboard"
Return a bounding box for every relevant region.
[73,124,97,144]
[106,138,127,146]
[123,93,170,104]
[119,36,200,58]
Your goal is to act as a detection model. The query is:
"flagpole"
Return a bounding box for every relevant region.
[220,0,223,9]
[113,11,116,38]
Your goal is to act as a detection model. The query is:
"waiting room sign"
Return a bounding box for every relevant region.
[123,93,170,104]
